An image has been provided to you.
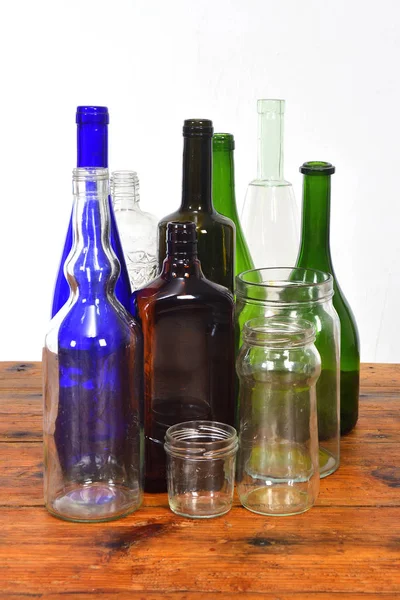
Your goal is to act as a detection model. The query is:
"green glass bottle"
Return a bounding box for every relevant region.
[212,133,254,278]
[158,120,235,292]
[296,161,360,435]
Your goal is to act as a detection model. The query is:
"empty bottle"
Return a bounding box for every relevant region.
[51,106,131,316]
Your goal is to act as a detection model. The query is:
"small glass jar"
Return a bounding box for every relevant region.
[164,421,238,519]
[236,267,340,478]
[236,317,321,516]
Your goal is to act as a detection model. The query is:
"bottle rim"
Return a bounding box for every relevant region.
[243,316,316,348]
[236,267,334,304]
[300,161,335,175]
[213,133,235,150]
[164,421,238,460]
[73,167,109,181]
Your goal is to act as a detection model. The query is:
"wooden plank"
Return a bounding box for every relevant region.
[0,362,398,392]
[3,594,400,600]
[1,390,399,443]
[0,507,399,595]
[1,440,399,509]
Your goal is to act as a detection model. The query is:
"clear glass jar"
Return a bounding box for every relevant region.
[236,317,321,516]
[164,421,238,519]
[236,267,340,478]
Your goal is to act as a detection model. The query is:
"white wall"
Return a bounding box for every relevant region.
[1,0,398,362]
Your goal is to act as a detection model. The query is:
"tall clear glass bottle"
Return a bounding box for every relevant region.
[51,106,131,316]
[212,133,253,278]
[111,171,158,292]
[296,161,360,434]
[43,167,143,522]
[158,120,235,292]
[133,221,235,493]
[241,100,299,268]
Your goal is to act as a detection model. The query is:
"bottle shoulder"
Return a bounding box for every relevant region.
[134,276,233,309]
[158,209,235,232]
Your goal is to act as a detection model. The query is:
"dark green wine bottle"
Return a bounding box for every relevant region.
[212,133,254,278]
[158,120,235,292]
[296,161,360,434]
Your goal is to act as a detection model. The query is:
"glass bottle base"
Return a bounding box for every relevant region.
[319,447,339,478]
[239,485,314,516]
[46,482,142,523]
[168,491,232,519]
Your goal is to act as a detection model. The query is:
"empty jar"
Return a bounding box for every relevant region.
[236,268,340,478]
[236,317,321,516]
[164,421,238,519]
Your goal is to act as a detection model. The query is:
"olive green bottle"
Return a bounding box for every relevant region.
[158,120,235,292]
[296,161,360,434]
[212,133,254,278]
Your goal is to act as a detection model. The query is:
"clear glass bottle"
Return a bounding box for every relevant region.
[236,317,321,516]
[158,119,235,292]
[236,267,340,478]
[111,170,158,292]
[296,162,360,434]
[43,167,143,522]
[241,100,299,268]
[51,106,131,316]
[212,133,254,278]
[132,221,235,493]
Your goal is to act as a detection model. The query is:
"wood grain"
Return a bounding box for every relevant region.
[0,362,399,599]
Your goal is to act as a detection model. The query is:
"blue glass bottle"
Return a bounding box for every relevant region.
[43,167,143,522]
[51,106,131,317]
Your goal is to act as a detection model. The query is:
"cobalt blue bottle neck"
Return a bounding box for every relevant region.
[65,168,119,303]
[76,106,109,168]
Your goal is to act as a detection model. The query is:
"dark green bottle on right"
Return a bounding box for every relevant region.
[296,161,360,434]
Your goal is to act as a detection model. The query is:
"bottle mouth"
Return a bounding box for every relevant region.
[243,316,316,348]
[257,99,285,114]
[76,106,109,125]
[236,267,333,303]
[110,170,139,198]
[165,421,238,460]
[73,167,109,181]
[213,133,235,150]
[183,119,213,137]
[300,161,335,175]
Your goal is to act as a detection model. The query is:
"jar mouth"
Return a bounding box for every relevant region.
[236,267,333,304]
[165,421,238,460]
[243,316,316,348]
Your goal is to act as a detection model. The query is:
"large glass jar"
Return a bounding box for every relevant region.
[236,317,321,516]
[236,268,340,478]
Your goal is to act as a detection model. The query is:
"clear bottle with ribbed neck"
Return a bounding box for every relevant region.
[43,167,143,522]
[241,99,299,268]
[212,133,254,278]
[296,161,360,434]
[51,106,131,317]
[157,119,235,292]
[132,221,235,493]
[111,170,158,292]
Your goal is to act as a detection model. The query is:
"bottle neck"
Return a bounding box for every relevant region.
[111,171,140,211]
[298,174,333,268]
[66,170,118,299]
[181,136,213,212]
[212,148,238,220]
[77,123,108,167]
[257,108,284,181]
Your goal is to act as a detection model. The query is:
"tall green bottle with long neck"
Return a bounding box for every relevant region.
[296,161,360,434]
[212,133,254,278]
[158,120,235,292]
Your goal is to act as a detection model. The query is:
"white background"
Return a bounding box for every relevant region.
[1,0,398,362]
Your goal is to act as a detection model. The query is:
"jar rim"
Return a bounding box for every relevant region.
[164,421,238,460]
[243,316,316,348]
[236,267,333,304]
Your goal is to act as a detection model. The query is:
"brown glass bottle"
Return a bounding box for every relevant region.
[158,119,235,292]
[132,222,235,493]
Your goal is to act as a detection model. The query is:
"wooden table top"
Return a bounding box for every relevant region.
[0,362,399,599]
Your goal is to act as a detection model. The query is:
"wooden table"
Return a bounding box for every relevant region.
[1,362,399,599]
